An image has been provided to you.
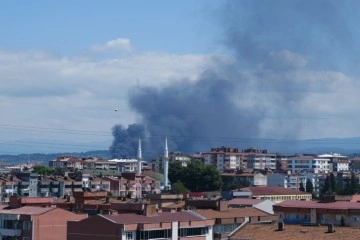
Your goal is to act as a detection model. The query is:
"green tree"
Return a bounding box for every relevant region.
[305,178,314,193]
[299,181,305,192]
[168,160,185,184]
[171,180,188,194]
[32,165,53,176]
[168,160,222,192]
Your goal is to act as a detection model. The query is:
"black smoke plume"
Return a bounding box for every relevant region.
[109,124,146,158]
[113,1,359,156]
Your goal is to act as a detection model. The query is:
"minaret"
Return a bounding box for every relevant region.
[163,138,169,189]
[137,138,142,199]
[137,138,142,174]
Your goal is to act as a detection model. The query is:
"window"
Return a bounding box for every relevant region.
[137,229,171,240]
[353,216,360,222]
[178,227,208,237]
[23,221,31,230]
[126,231,135,240]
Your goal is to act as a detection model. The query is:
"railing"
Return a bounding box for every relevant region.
[0,228,22,236]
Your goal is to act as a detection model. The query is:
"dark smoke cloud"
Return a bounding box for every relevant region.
[221,0,358,73]
[113,1,360,156]
[109,124,146,158]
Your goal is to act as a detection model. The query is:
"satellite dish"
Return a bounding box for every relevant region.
[115,109,118,112]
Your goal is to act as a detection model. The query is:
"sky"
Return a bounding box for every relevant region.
[1,0,360,155]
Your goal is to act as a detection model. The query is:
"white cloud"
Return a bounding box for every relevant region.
[0,47,227,151]
[268,50,307,68]
[91,38,134,52]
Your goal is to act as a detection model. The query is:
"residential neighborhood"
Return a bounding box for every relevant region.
[0,141,360,239]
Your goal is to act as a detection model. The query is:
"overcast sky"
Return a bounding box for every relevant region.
[1,0,360,154]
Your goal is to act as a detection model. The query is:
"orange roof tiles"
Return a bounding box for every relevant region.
[241,187,311,196]
[230,223,360,240]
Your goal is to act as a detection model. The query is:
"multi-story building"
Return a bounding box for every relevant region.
[203,146,244,173]
[48,156,83,170]
[222,172,267,189]
[318,153,348,172]
[273,195,360,226]
[267,172,326,197]
[152,152,191,173]
[0,206,86,240]
[247,153,276,171]
[232,186,312,203]
[67,205,215,240]
[194,206,277,240]
[287,155,330,174]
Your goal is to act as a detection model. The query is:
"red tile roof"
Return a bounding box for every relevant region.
[0,206,56,215]
[241,187,310,196]
[275,200,360,210]
[229,198,265,205]
[230,223,360,240]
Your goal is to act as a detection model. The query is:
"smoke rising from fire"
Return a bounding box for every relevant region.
[111,1,360,157]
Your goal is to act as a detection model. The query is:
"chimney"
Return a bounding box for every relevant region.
[277,221,285,231]
[144,203,157,216]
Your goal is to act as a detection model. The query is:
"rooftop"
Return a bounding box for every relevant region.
[230,223,360,240]
[194,207,271,219]
[239,187,311,196]
[274,200,360,210]
[0,206,56,215]
[228,198,265,205]
[101,210,205,224]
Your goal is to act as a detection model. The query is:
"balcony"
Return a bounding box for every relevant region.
[0,228,22,236]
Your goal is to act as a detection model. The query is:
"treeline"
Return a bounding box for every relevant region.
[322,172,360,196]
[0,150,111,165]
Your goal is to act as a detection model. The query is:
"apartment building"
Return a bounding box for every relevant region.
[67,206,215,240]
[247,153,276,171]
[202,146,244,173]
[222,172,267,188]
[232,186,312,203]
[152,152,192,172]
[273,195,360,227]
[194,207,278,240]
[287,155,330,174]
[0,206,86,240]
[267,172,326,197]
[318,153,349,172]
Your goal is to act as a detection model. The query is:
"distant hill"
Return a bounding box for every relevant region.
[0,150,111,165]
[2,137,360,165]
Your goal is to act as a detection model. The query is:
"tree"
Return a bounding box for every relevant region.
[305,178,314,194]
[32,165,53,177]
[171,181,188,194]
[168,160,223,192]
[299,182,305,192]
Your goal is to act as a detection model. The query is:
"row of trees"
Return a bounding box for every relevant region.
[322,172,360,195]
[299,178,314,194]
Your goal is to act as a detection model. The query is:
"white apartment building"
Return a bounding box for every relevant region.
[318,153,349,172]
[268,172,326,197]
[287,156,330,174]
